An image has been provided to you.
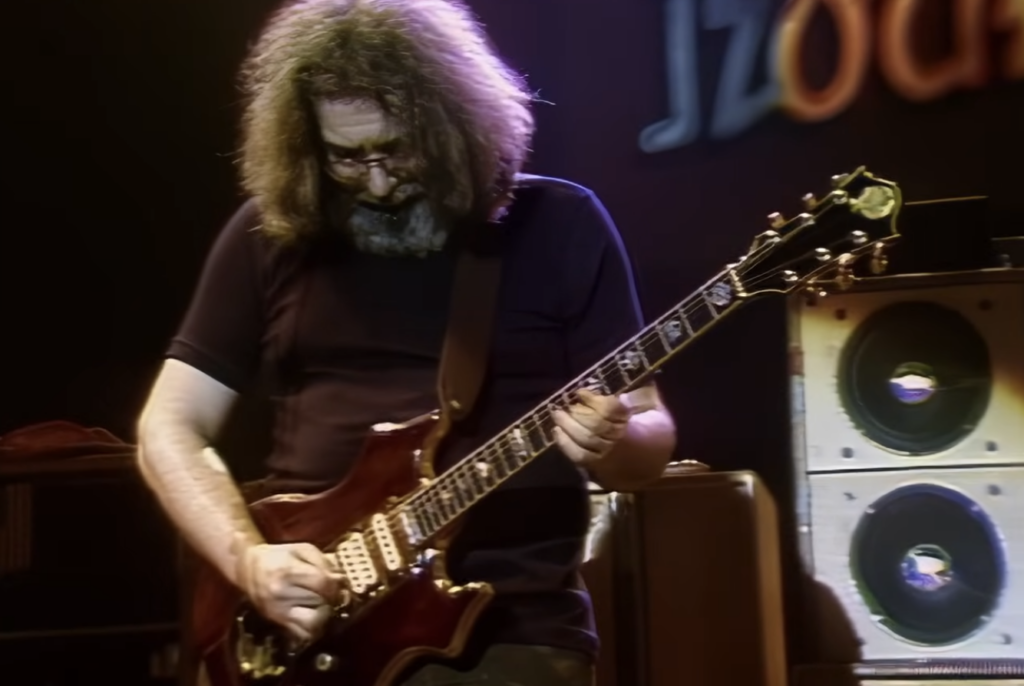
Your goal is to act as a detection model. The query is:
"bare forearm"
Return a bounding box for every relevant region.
[589,407,676,491]
[137,427,264,587]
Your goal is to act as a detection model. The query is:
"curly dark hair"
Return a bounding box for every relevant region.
[237,0,537,243]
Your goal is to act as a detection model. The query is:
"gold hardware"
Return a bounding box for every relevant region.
[315,653,338,672]
[870,242,889,274]
[449,399,462,411]
[851,184,897,220]
[235,622,286,679]
[835,254,856,291]
[727,269,748,298]
[803,286,828,306]
[831,173,849,188]
[768,212,786,229]
[802,193,817,209]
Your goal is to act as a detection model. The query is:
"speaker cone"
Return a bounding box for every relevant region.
[850,483,1006,645]
[838,301,992,455]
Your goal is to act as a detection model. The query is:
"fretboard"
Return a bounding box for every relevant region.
[397,268,742,546]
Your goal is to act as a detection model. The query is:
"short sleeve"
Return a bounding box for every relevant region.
[165,201,267,393]
[563,190,646,373]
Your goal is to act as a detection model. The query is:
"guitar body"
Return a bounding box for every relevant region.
[191,412,494,686]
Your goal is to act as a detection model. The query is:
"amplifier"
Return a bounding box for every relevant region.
[582,465,787,686]
[794,661,1024,685]
[0,455,180,636]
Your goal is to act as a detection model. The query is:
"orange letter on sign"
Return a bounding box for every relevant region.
[878,0,989,101]
[776,0,872,122]
[993,0,1024,80]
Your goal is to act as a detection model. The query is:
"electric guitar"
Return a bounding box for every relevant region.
[192,167,904,686]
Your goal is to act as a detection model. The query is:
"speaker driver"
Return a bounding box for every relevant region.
[850,483,1006,646]
[838,301,992,455]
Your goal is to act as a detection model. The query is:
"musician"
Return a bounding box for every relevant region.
[136,0,677,684]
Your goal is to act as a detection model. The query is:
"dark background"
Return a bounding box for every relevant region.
[4,0,1019,448]
[1,0,1021,662]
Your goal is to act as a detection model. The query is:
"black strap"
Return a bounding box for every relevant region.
[437,233,503,423]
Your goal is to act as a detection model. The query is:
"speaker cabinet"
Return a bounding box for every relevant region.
[797,277,1024,470]
[793,662,1024,686]
[788,269,1024,667]
[582,467,787,686]
[0,456,180,635]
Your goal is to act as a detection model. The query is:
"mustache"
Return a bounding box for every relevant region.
[354,182,425,207]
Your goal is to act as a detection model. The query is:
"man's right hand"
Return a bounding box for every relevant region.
[236,542,343,642]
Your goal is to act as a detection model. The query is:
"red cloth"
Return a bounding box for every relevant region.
[0,420,136,461]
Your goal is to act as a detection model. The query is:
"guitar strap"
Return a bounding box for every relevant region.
[436,225,503,424]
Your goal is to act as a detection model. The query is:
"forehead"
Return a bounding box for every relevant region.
[314,98,397,149]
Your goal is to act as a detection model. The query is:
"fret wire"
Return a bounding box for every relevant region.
[679,305,695,336]
[415,508,432,536]
[704,294,720,318]
[425,502,441,532]
[449,471,467,510]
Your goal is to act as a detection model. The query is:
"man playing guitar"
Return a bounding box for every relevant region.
[136,1,677,684]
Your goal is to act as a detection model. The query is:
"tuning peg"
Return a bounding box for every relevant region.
[803,286,828,306]
[851,230,868,246]
[836,253,856,291]
[768,212,786,229]
[815,247,832,263]
[802,193,817,209]
[831,173,849,188]
[870,242,889,274]
[830,189,850,205]
[748,230,779,252]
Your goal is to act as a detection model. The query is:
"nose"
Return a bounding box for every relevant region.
[366,164,397,199]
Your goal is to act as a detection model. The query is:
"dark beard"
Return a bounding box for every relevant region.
[347,197,449,258]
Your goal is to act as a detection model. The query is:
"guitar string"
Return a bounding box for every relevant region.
[392,220,874,534]
[276,191,885,610]
[352,210,886,575]
[347,267,744,579]
[396,225,880,533]
[346,239,841,588]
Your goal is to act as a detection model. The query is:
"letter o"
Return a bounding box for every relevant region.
[775,0,872,122]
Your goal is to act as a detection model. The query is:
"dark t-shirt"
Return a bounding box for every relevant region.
[167,175,645,658]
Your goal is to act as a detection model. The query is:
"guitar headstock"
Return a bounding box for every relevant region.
[732,167,903,301]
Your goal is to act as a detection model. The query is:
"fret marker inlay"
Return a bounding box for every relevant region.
[708,282,734,308]
[511,429,530,458]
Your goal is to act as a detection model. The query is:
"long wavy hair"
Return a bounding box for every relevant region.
[238,0,537,243]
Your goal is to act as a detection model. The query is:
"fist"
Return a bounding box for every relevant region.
[236,542,343,642]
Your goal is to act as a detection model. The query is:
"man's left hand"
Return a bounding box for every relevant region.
[553,389,633,467]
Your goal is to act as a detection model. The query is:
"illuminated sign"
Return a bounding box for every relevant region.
[641,0,1024,153]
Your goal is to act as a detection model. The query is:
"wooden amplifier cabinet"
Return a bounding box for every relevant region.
[0,455,181,684]
[582,466,788,686]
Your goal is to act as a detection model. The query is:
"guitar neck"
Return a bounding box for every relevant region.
[394,166,904,545]
[396,267,744,545]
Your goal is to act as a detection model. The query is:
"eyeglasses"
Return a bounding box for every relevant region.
[324,149,418,183]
